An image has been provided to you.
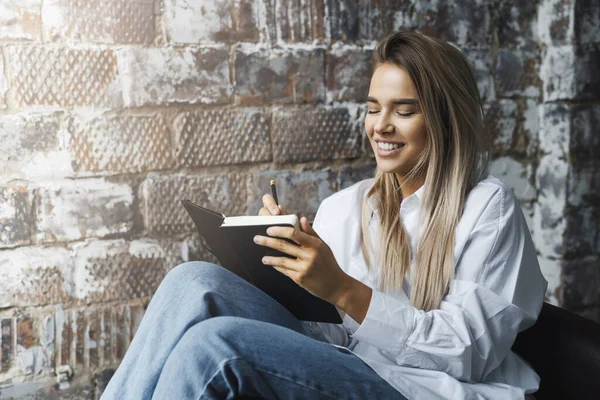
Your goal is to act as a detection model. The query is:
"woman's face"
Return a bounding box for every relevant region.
[365,63,427,180]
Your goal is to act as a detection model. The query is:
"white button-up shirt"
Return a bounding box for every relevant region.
[303,175,548,400]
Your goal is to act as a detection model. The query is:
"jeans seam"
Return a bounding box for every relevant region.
[251,365,340,400]
[197,357,244,400]
[198,357,341,400]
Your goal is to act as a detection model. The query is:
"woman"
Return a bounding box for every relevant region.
[102,31,547,399]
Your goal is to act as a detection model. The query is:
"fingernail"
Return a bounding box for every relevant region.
[262,257,268,264]
[266,228,273,235]
[270,207,278,214]
[253,236,260,243]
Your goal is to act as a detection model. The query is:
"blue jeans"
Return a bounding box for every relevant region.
[101,262,406,399]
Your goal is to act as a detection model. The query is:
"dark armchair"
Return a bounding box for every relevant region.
[512,302,600,400]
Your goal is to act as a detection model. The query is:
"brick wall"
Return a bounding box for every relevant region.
[0,0,598,398]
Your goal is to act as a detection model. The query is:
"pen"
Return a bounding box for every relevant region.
[270,180,279,206]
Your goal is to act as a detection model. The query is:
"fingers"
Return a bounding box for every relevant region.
[254,234,304,258]
[262,194,280,215]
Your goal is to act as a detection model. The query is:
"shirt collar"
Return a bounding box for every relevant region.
[366,185,425,214]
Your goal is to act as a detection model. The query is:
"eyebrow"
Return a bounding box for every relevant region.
[366,97,418,105]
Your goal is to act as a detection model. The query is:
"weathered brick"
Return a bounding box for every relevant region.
[157,235,220,276]
[72,239,167,303]
[173,108,271,168]
[68,113,175,174]
[338,163,376,190]
[233,45,325,105]
[562,256,600,308]
[42,0,157,44]
[484,100,519,155]
[574,43,600,100]
[537,0,575,46]
[541,44,599,101]
[115,305,131,360]
[533,155,568,259]
[103,308,116,367]
[407,0,491,48]
[17,319,34,350]
[143,174,248,235]
[55,307,69,369]
[118,46,230,107]
[489,157,536,202]
[73,310,85,367]
[461,48,495,102]
[0,246,71,308]
[328,0,398,41]
[163,0,259,44]
[568,166,599,207]
[272,107,362,163]
[6,45,122,108]
[0,52,7,108]
[263,0,326,43]
[571,104,600,165]
[130,304,145,340]
[0,186,32,248]
[495,0,538,50]
[538,103,570,158]
[537,257,562,305]
[1,318,14,371]
[327,45,372,102]
[575,0,600,45]
[249,169,338,221]
[523,100,540,158]
[564,207,599,258]
[495,48,541,98]
[541,46,576,101]
[0,113,72,181]
[0,0,42,40]
[34,179,134,243]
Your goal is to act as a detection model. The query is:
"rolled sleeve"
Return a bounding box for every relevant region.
[351,289,416,352]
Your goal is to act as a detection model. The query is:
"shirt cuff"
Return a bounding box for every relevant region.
[350,289,416,352]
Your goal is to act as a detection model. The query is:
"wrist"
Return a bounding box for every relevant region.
[333,274,372,324]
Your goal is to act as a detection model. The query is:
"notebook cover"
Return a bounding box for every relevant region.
[181,200,342,323]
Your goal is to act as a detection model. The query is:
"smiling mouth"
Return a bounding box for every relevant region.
[376,141,405,151]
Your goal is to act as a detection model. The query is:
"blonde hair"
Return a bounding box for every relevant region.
[361,31,490,311]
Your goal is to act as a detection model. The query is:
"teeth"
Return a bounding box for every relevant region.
[377,142,402,150]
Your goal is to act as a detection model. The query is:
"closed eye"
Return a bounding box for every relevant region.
[397,111,415,117]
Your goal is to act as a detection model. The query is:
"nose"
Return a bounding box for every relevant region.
[373,111,394,135]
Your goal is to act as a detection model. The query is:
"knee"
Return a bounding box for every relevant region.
[159,261,225,293]
[190,317,255,353]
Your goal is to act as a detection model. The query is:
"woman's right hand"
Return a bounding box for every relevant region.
[259,194,291,216]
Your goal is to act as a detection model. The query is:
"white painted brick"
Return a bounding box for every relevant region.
[0,0,42,40]
[538,103,570,158]
[42,0,157,44]
[489,157,536,201]
[0,246,72,308]
[541,46,577,101]
[538,257,561,305]
[0,113,73,181]
[117,46,231,107]
[163,0,259,44]
[34,179,134,243]
[0,52,7,109]
[537,0,575,46]
[533,155,568,258]
[71,239,167,302]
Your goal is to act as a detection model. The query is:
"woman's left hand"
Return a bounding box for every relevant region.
[253,217,351,306]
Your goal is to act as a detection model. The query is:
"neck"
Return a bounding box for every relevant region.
[396,173,424,199]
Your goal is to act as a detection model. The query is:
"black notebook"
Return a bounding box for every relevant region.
[181,199,342,324]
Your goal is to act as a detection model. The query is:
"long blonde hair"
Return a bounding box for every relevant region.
[361,31,490,311]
